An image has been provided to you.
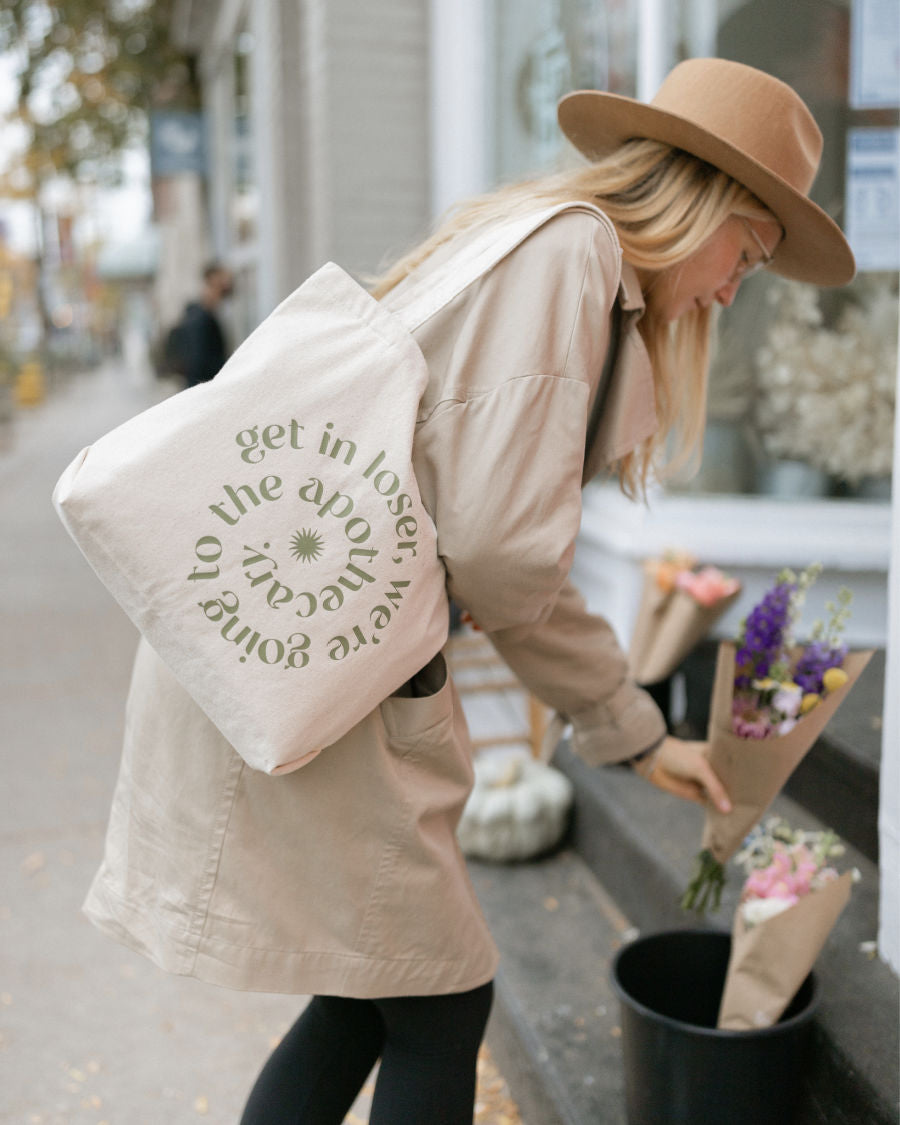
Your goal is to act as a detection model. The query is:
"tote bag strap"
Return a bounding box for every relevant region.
[388,201,612,334]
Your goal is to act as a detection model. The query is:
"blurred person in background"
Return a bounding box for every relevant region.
[165,261,233,386]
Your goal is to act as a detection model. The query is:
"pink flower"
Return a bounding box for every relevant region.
[786,865,816,897]
[676,566,741,607]
[734,819,853,928]
[733,715,773,738]
[773,850,792,872]
[731,697,774,739]
[742,841,838,906]
[745,870,776,898]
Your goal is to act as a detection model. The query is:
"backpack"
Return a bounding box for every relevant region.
[149,313,189,379]
[162,316,190,377]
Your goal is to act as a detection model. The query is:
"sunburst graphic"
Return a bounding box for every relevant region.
[289,527,325,563]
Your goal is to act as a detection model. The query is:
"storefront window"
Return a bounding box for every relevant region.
[490,0,638,182]
[669,0,899,501]
[490,0,898,502]
[232,23,258,247]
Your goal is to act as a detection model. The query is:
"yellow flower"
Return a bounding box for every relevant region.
[822,667,848,693]
[800,693,820,714]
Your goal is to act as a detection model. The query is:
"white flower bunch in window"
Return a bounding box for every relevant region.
[754,278,897,485]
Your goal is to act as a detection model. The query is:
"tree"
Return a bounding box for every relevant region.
[0,0,197,199]
[0,1,199,358]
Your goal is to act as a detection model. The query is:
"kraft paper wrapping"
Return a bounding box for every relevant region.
[701,644,873,865]
[717,872,853,1030]
[628,571,741,686]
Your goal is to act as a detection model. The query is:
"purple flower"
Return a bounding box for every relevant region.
[793,640,848,694]
[735,581,795,687]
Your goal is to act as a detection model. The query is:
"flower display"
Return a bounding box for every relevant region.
[675,565,741,608]
[717,817,857,1030]
[648,550,697,593]
[754,277,897,485]
[628,552,741,686]
[680,565,872,915]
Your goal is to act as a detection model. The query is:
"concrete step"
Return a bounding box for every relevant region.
[469,847,633,1125]
[554,742,899,1125]
[472,810,895,1125]
[455,629,895,1123]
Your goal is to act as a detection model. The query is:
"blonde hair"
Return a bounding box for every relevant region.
[370,139,775,497]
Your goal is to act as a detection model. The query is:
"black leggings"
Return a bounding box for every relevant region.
[240,980,494,1125]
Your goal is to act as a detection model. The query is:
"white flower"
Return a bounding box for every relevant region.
[742,896,796,927]
[754,279,898,483]
[772,684,802,718]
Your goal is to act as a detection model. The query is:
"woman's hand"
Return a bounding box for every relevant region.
[631,735,731,813]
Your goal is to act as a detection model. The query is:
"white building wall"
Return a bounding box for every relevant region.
[429,0,490,217]
[317,0,431,276]
[250,0,285,316]
[190,0,429,319]
[879,319,900,974]
[152,175,209,326]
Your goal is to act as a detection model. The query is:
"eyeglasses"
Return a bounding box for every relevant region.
[728,217,777,285]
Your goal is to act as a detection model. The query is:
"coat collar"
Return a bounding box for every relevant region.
[582,260,658,485]
[618,257,646,313]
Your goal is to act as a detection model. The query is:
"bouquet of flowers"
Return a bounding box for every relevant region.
[755,277,897,486]
[628,551,741,685]
[681,564,872,913]
[717,817,857,1029]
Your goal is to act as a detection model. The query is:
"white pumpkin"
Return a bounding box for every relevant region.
[457,752,574,861]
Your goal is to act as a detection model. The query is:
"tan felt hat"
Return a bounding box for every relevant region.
[557,57,855,285]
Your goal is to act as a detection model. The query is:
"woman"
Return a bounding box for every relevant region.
[83,60,854,1124]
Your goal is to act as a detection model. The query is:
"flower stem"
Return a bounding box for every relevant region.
[680,849,727,915]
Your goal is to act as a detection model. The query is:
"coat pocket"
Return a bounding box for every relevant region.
[379,651,453,745]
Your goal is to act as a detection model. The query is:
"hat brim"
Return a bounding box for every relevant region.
[558,90,855,286]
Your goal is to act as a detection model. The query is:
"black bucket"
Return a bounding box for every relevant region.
[610,929,818,1125]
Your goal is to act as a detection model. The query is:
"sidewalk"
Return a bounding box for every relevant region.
[0,361,523,1125]
[2,363,303,1123]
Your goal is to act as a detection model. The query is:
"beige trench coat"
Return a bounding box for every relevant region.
[83,206,667,998]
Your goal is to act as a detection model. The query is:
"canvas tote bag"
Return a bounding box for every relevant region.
[54,202,597,774]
